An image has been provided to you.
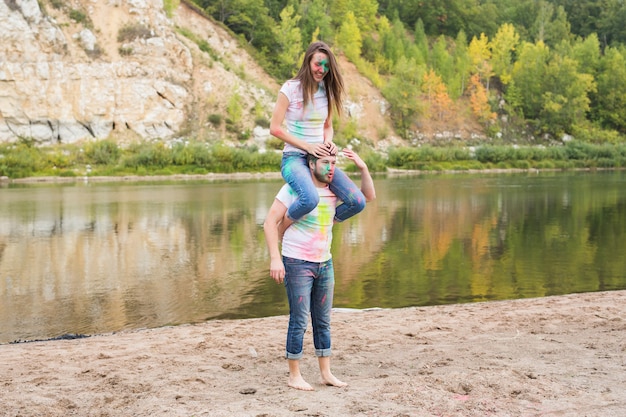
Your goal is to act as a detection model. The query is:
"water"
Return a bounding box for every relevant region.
[1,171,625,344]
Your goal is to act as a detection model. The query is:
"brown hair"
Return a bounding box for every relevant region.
[294,41,344,118]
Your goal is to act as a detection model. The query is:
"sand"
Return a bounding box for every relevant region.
[1,290,625,417]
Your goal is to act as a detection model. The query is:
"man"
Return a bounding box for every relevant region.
[263,148,376,391]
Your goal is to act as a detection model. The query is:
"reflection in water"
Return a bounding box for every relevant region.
[1,172,625,343]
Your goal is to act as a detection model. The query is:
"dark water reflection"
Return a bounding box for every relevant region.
[1,171,625,343]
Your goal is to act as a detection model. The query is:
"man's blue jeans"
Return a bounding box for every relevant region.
[281,152,366,222]
[283,256,335,359]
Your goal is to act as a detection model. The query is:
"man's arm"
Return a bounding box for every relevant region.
[341,149,376,202]
[263,198,288,283]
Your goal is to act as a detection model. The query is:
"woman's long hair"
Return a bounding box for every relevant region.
[294,41,344,118]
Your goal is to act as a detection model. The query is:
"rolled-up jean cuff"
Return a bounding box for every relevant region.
[285,351,303,360]
[315,348,332,357]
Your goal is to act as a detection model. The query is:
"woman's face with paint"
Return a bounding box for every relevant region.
[310,52,329,83]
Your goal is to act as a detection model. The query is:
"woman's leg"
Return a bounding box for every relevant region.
[329,166,366,222]
[281,153,319,221]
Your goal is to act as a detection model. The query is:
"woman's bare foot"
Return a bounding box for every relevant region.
[320,373,348,388]
[288,375,314,391]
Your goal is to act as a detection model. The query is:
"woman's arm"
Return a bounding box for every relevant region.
[322,116,338,155]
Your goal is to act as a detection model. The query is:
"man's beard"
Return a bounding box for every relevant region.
[313,169,331,184]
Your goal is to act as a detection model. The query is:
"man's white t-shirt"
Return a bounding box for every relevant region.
[276,183,337,263]
[279,79,328,154]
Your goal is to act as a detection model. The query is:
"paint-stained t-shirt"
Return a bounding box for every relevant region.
[279,79,328,154]
[277,183,337,262]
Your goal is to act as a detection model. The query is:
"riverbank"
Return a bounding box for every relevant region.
[1,290,624,416]
[3,166,624,185]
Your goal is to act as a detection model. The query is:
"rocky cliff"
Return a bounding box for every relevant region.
[0,0,281,144]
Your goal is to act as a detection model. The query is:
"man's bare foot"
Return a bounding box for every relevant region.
[320,374,348,388]
[288,375,314,391]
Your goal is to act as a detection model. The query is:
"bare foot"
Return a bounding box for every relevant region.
[288,375,314,391]
[320,374,348,388]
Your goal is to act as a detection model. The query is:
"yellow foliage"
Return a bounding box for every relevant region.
[422,69,453,121]
[467,74,496,123]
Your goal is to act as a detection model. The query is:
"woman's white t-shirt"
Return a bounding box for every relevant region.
[279,80,328,154]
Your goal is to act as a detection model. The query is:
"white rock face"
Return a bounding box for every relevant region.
[0,0,201,144]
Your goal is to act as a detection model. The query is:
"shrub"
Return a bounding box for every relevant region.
[255,117,270,128]
[0,143,43,178]
[117,23,152,43]
[69,9,88,24]
[265,137,283,150]
[163,0,180,18]
[84,140,121,165]
[208,114,222,127]
[122,142,171,169]
[119,46,133,56]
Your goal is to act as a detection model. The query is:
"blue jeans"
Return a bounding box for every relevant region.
[283,256,335,359]
[281,152,366,222]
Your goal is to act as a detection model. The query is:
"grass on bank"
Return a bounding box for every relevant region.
[1,139,626,180]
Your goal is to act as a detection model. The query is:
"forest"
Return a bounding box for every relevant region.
[189,0,626,144]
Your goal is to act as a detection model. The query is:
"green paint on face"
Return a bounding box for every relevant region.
[316,59,329,73]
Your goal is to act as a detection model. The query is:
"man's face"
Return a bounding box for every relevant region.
[311,155,336,184]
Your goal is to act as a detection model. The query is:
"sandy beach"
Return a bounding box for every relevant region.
[1,290,625,416]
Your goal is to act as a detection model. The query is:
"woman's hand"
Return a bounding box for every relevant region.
[324,141,338,155]
[310,142,336,157]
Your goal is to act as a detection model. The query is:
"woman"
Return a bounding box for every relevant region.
[269,41,366,233]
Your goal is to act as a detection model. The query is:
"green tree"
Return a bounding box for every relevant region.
[350,0,379,33]
[203,0,274,50]
[544,5,571,47]
[530,1,553,43]
[431,35,454,86]
[382,17,409,69]
[594,47,626,133]
[383,56,425,138]
[272,5,302,79]
[463,1,499,39]
[598,0,626,45]
[451,30,471,97]
[552,0,601,39]
[490,23,520,86]
[570,33,601,77]
[265,0,289,20]
[380,0,475,38]
[298,0,332,45]
[329,0,377,33]
[510,41,550,119]
[414,19,429,65]
[336,11,362,61]
[540,55,596,136]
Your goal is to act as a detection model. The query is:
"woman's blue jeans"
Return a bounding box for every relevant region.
[283,256,335,359]
[281,152,366,222]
